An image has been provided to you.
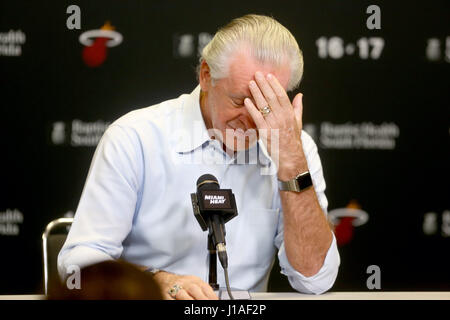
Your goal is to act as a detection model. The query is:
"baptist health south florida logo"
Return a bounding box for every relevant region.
[0,30,26,56]
[51,120,110,147]
[304,122,400,150]
[0,209,24,236]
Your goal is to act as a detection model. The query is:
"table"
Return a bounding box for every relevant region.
[252,291,450,300]
[0,292,449,300]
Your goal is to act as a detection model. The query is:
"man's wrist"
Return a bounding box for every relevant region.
[147,269,174,285]
[144,267,167,277]
[278,167,304,181]
[277,145,308,181]
[277,159,308,181]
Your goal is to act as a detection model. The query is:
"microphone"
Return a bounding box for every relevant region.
[191,174,238,299]
[192,174,237,268]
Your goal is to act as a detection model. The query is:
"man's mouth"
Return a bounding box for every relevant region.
[226,126,258,139]
[226,126,246,136]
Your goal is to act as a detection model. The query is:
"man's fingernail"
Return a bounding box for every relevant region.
[267,73,273,80]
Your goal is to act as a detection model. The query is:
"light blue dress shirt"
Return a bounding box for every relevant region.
[58,86,340,294]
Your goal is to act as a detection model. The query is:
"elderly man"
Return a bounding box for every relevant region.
[58,14,340,300]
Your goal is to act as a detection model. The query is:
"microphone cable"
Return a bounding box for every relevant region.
[223,267,234,300]
[217,243,234,300]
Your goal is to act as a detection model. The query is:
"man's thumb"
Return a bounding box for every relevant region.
[292,93,303,124]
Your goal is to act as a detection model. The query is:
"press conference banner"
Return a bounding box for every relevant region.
[0,0,449,294]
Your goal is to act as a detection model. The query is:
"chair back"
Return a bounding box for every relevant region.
[42,218,73,295]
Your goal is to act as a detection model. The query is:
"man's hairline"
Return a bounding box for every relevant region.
[212,52,294,94]
[199,41,295,91]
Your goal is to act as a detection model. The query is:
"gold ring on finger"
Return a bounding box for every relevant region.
[260,105,271,116]
[168,284,183,298]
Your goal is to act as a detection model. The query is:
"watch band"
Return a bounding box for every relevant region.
[278,171,313,192]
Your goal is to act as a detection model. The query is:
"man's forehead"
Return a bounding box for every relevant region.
[225,49,290,94]
[227,81,251,99]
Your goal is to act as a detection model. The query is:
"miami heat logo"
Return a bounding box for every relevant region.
[79,21,122,67]
[328,200,369,246]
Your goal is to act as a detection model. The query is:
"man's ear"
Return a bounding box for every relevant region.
[199,60,212,92]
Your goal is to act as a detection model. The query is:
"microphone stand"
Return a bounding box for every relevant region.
[208,233,219,290]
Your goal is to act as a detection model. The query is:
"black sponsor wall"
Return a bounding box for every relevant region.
[0,0,449,294]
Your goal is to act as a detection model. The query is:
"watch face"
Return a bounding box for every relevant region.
[298,172,313,190]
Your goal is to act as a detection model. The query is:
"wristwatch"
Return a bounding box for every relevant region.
[278,171,313,192]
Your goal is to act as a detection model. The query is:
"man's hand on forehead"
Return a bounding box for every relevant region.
[243,71,305,178]
[243,71,302,133]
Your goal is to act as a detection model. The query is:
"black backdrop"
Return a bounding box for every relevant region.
[0,0,449,294]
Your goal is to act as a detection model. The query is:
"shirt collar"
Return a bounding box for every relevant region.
[256,139,273,165]
[174,85,210,153]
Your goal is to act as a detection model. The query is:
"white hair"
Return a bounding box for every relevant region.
[198,14,304,91]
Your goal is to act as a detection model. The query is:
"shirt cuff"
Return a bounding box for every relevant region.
[57,245,114,281]
[278,232,340,294]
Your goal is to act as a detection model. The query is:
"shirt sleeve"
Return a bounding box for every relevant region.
[273,131,340,294]
[57,124,144,280]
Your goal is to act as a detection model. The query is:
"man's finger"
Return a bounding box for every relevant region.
[244,97,268,129]
[176,289,194,300]
[248,80,279,124]
[163,292,175,300]
[266,73,292,108]
[201,284,220,300]
[248,80,268,109]
[292,93,303,128]
[187,285,210,300]
[254,71,282,112]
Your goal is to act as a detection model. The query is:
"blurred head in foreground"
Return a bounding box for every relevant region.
[48,260,163,300]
